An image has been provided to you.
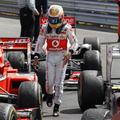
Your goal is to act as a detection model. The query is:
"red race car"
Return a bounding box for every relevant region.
[0,37,42,120]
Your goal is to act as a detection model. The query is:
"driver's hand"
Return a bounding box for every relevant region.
[34,10,39,16]
[32,56,39,68]
[63,52,71,66]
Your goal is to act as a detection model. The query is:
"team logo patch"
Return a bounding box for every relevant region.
[52,40,59,48]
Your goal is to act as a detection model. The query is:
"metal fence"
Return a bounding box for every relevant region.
[0,0,118,26]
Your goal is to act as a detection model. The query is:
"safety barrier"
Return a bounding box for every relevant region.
[0,0,118,26]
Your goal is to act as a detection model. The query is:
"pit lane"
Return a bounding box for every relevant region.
[0,16,118,120]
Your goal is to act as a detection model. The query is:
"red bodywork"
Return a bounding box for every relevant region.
[0,37,38,120]
[69,71,80,81]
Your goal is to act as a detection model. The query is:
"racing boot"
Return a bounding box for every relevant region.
[46,94,54,107]
[53,104,60,117]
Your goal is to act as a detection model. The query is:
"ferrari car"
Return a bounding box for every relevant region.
[0,37,42,120]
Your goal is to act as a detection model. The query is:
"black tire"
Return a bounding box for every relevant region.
[83,50,102,74]
[81,108,112,120]
[83,37,100,52]
[35,61,46,94]
[7,51,25,72]
[78,70,104,111]
[0,103,17,120]
[18,81,42,119]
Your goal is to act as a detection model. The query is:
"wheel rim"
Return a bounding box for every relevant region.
[10,112,16,120]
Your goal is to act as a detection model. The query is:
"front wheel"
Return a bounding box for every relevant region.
[78,70,104,111]
[81,108,112,120]
[0,103,17,120]
[18,81,43,120]
[83,37,100,52]
[7,51,25,72]
[83,50,102,73]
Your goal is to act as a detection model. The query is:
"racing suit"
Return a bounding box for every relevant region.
[34,23,78,105]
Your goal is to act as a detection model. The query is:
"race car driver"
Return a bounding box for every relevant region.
[34,5,78,117]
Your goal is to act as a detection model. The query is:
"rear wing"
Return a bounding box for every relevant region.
[0,37,31,51]
[40,16,76,30]
[0,37,32,72]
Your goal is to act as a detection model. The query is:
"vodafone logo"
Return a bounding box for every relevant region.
[40,16,75,27]
[52,40,59,48]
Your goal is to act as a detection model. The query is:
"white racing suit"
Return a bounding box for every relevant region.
[34,23,78,105]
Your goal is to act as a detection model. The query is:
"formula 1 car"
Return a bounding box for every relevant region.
[0,37,42,120]
[80,43,120,120]
[64,36,101,86]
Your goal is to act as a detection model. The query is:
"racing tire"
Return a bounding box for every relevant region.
[0,103,17,120]
[78,70,104,111]
[7,51,25,72]
[81,108,112,120]
[35,61,46,94]
[83,50,102,74]
[83,37,100,52]
[18,81,43,119]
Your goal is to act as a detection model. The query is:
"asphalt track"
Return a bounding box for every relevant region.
[0,17,119,120]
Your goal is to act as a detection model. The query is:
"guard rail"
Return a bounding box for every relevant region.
[0,0,118,26]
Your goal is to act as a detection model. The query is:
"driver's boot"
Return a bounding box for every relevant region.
[46,94,54,107]
[53,104,60,117]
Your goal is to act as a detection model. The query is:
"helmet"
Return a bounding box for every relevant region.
[47,5,64,29]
